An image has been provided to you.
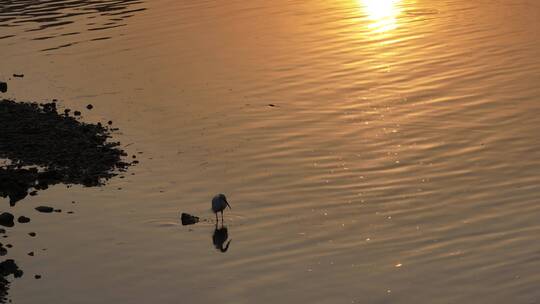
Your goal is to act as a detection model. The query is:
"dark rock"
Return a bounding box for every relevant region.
[181,213,199,226]
[73,110,81,116]
[0,213,14,228]
[35,206,53,213]
[17,216,30,224]
[34,275,41,279]
[27,252,34,257]
[107,120,113,125]
[53,209,61,213]
[268,104,276,107]
[0,99,133,205]
[0,259,23,278]
[12,74,23,78]
[0,246,6,256]
[0,82,6,93]
[28,232,36,237]
[5,245,11,249]
[86,104,93,110]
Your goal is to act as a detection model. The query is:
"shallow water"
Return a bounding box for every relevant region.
[2,0,540,303]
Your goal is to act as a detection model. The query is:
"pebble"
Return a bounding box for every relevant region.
[28,232,36,237]
[17,216,31,223]
[34,275,41,279]
[35,206,54,213]
[0,212,14,227]
[28,252,34,256]
[86,104,93,110]
[13,74,24,78]
[0,82,7,93]
[73,110,81,116]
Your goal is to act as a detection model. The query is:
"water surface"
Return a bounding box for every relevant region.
[1,0,540,303]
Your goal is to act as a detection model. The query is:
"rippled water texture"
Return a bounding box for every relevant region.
[1,0,540,303]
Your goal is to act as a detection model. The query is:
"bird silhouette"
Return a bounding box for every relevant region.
[213,223,231,253]
[211,193,231,223]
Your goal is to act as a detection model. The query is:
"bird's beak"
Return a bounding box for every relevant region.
[225,199,231,209]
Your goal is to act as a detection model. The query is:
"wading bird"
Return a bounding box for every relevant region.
[212,193,231,222]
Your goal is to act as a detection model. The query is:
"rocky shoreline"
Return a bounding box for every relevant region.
[0,94,135,303]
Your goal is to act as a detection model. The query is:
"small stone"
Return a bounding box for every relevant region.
[28,232,36,237]
[34,275,41,279]
[0,213,14,227]
[28,252,34,256]
[5,244,12,248]
[13,74,24,78]
[17,216,31,223]
[107,120,113,125]
[67,211,74,214]
[0,82,7,93]
[268,104,276,107]
[73,111,81,116]
[35,206,54,213]
[53,209,62,213]
[181,213,199,226]
[86,104,93,110]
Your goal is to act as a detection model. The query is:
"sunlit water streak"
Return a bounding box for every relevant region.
[1,0,540,303]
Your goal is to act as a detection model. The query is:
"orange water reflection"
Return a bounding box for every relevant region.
[358,0,402,33]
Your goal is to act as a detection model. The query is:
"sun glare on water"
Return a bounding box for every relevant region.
[359,0,402,33]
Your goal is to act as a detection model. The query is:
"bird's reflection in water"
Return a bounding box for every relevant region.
[212,224,232,253]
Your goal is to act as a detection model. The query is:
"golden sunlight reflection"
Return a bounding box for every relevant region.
[359,0,402,33]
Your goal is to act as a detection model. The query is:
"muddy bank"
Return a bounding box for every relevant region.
[0,99,134,205]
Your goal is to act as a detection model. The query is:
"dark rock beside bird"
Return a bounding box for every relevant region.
[0,82,6,93]
[181,213,199,225]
